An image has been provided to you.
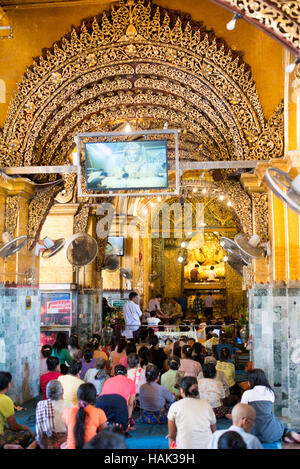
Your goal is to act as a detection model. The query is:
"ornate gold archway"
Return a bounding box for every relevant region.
[0,0,283,171]
[0,0,280,247]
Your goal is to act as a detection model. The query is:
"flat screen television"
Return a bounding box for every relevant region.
[107,236,124,256]
[84,140,168,191]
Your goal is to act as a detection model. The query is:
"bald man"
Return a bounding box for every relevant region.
[208,403,263,449]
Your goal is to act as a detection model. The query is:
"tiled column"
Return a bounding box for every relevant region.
[249,285,300,428]
[0,287,40,404]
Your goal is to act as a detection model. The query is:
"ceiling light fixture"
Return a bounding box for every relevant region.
[286,57,300,74]
[124,122,132,133]
[219,195,225,201]
[226,13,242,31]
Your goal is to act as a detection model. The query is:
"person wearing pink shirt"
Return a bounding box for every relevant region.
[100,365,136,418]
[179,345,203,379]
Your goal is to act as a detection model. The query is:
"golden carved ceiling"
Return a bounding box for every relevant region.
[0,0,298,54]
[0,0,284,171]
[210,0,300,55]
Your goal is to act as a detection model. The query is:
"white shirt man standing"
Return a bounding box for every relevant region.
[123,291,143,343]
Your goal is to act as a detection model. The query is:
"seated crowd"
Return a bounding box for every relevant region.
[1,327,300,450]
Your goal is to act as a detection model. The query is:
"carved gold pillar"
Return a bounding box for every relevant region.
[240,173,270,284]
[0,185,8,281]
[4,179,35,284]
[142,226,150,311]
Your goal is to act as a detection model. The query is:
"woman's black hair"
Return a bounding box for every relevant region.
[53,332,68,353]
[168,356,180,370]
[83,428,127,449]
[41,344,52,358]
[46,356,60,372]
[74,383,97,449]
[148,328,155,336]
[82,344,94,363]
[89,334,101,351]
[145,364,160,383]
[149,335,159,347]
[68,360,82,376]
[127,353,139,369]
[172,341,181,360]
[0,372,12,391]
[182,345,193,358]
[180,376,199,398]
[219,347,230,361]
[202,363,217,379]
[138,346,150,368]
[248,369,274,395]
[217,431,247,449]
[68,335,80,349]
[125,342,137,356]
[139,328,149,342]
[117,337,127,354]
[114,365,127,376]
[192,342,203,356]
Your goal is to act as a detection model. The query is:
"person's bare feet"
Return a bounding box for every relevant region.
[283,431,300,444]
[26,440,37,449]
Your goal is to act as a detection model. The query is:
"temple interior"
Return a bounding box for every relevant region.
[0,0,300,450]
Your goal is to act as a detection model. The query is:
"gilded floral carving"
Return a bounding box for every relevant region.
[0,0,283,171]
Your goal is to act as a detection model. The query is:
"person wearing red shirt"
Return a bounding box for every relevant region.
[100,365,136,418]
[40,356,62,400]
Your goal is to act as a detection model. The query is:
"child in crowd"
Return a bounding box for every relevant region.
[146,311,161,327]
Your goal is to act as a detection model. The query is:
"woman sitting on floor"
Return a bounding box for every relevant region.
[36,380,72,449]
[198,363,231,419]
[161,356,185,400]
[62,383,107,449]
[216,347,240,398]
[138,346,150,370]
[68,335,82,361]
[0,372,35,449]
[139,364,175,425]
[241,368,300,445]
[127,353,147,395]
[51,332,72,375]
[110,337,127,376]
[80,344,97,380]
[84,358,110,396]
[58,360,85,406]
[179,345,203,379]
[167,376,216,449]
[119,342,137,370]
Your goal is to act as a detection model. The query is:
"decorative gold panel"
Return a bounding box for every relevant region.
[73,204,90,234]
[212,0,300,54]
[27,185,62,249]
[5,196,19,239]
[0,0,283,171]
